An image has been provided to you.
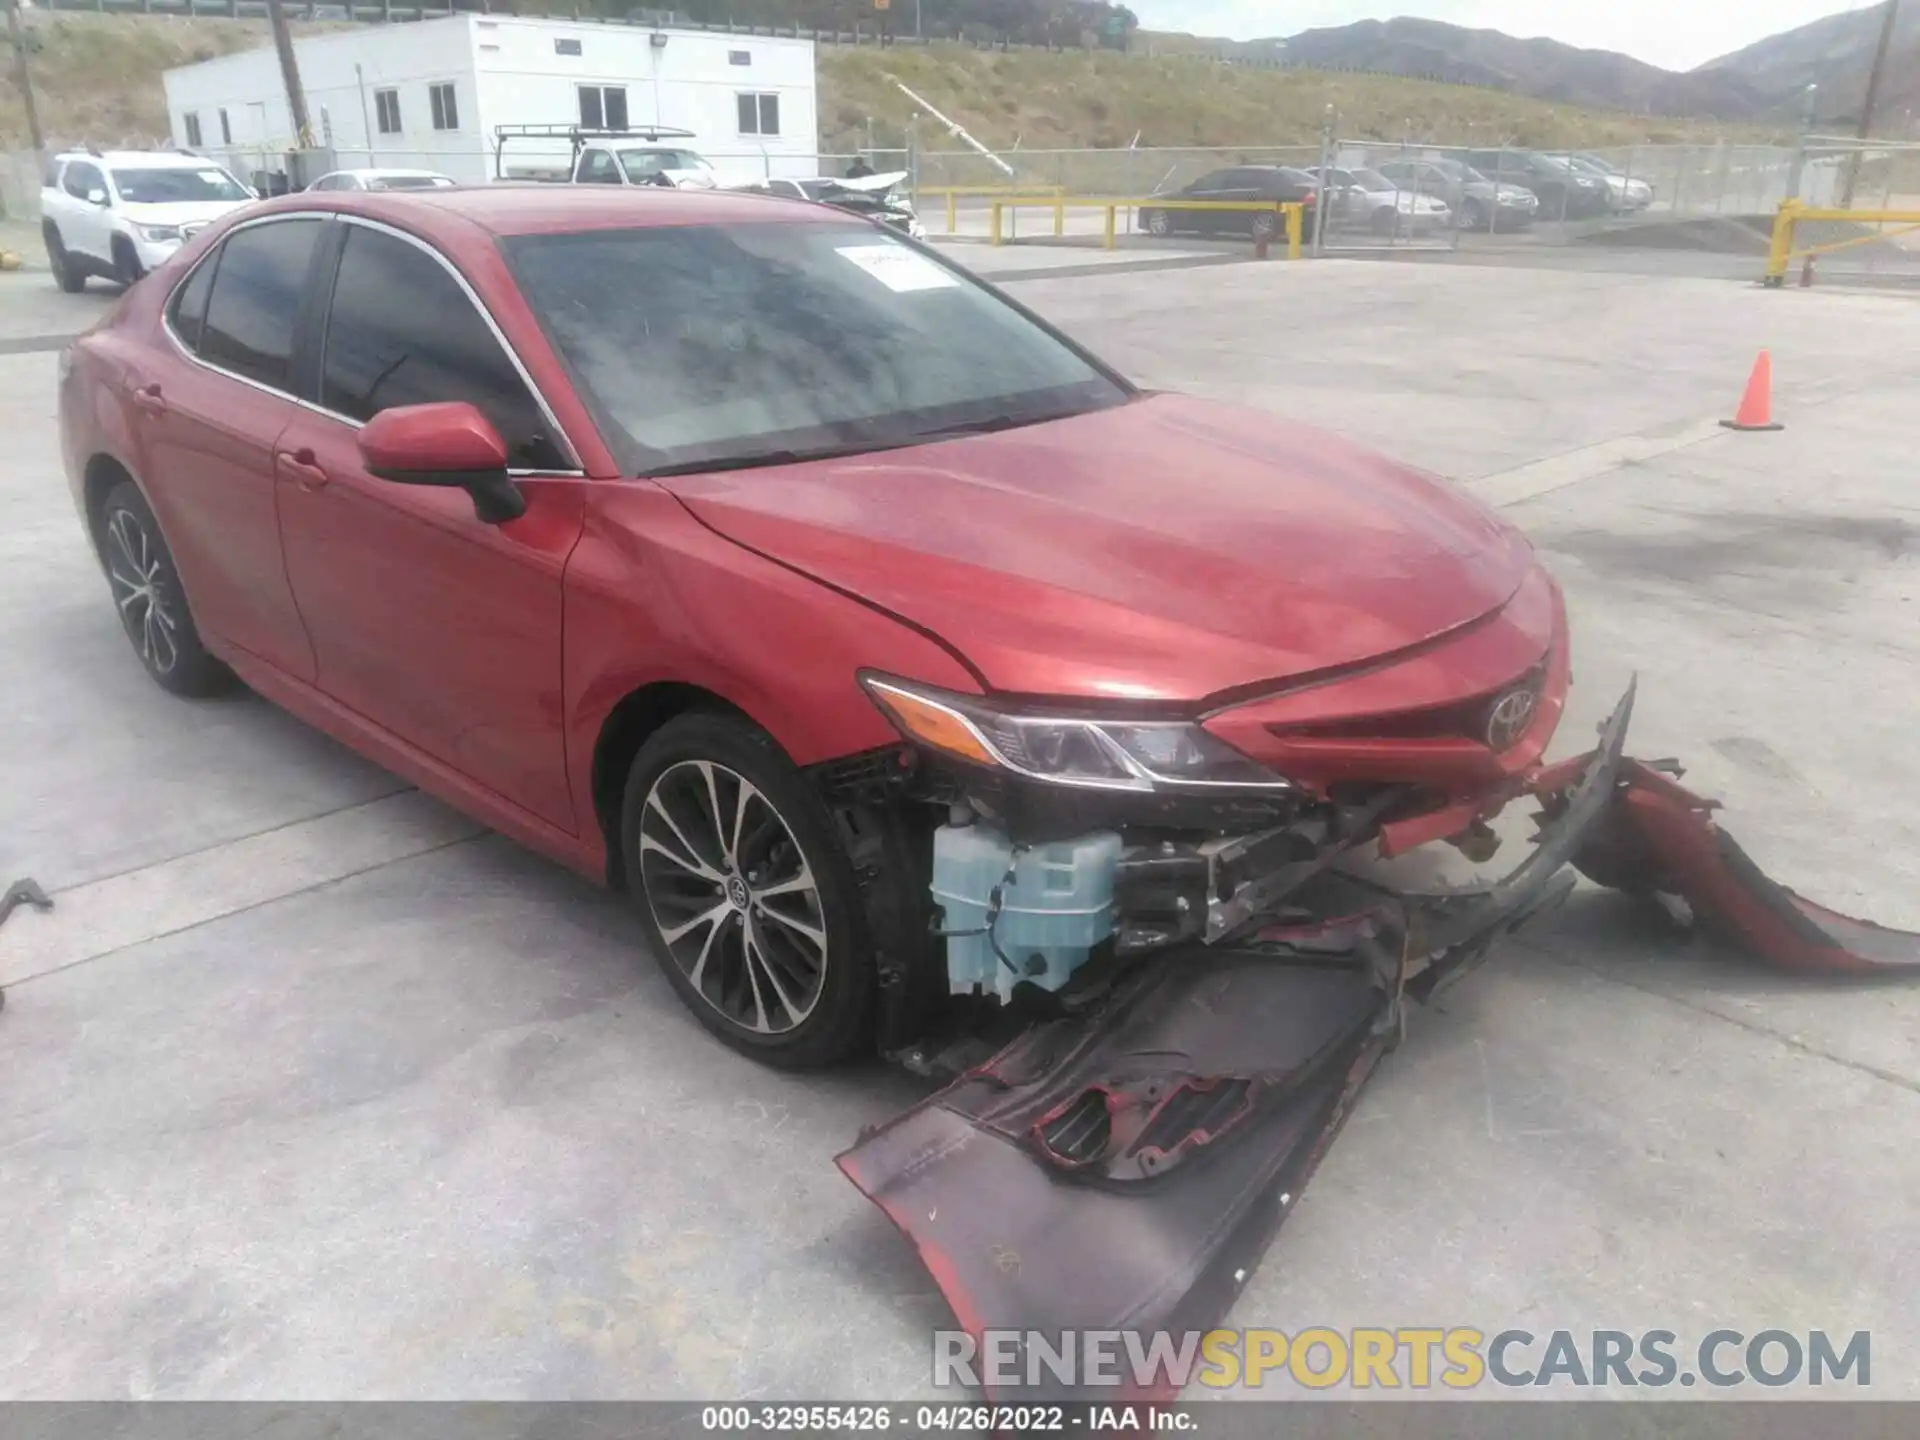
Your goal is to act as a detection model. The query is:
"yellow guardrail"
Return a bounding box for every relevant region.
[987,197,1307,256]
[1764,198,1920,285]
[918,185,1068,234]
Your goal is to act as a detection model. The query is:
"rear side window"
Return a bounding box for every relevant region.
[168,253,219,352]
[320,224,568,470]
[200,219,323,392]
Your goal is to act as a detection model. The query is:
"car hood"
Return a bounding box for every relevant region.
[1466,181,1528,204]
[659,394,1533,702]
[118,199,250,226]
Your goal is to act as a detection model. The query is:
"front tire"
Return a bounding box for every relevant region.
[99,481,232,697]
[112,236,145,287]
[621,713,875,1070]
[45,226,84,292]
[1143,207,1173,238]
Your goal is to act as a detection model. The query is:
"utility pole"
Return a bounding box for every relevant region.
[1842,0,1903,206]
[5,0,45,161]
[265,0,313,148]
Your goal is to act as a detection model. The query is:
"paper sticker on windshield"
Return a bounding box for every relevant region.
[835,244,958,293]
[197,170,231,183]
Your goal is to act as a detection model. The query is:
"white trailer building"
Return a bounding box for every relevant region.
[161,15,821,188]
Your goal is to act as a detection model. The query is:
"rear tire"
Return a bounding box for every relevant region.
[1143,208,1173,238]
[99,481,233,698]
[1250,211,1279,242]
[45,226,84,293]
[621,712,876,1070]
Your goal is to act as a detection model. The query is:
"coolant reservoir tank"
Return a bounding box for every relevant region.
[931,824,1123,1004]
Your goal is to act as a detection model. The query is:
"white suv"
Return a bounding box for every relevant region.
[41,149,255,291]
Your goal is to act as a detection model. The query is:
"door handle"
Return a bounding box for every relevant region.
[131,383,166,416]
[276,447,329,491]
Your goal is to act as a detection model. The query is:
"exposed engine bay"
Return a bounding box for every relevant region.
[808,671,1920,1404]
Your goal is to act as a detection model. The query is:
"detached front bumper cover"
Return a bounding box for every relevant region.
[837,689,1639,1402]
[838,680,1917,1402]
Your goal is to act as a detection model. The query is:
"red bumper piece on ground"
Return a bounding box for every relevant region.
[1561,758,1920,974]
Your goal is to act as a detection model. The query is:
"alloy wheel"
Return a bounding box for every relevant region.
[105,506,180,676]
[638,759,829,1036]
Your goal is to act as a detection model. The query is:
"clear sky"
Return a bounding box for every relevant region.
[1128,1,1875,71]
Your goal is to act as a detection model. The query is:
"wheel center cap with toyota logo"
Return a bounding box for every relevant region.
[1485,685,1540,751]
[726,875,751,910]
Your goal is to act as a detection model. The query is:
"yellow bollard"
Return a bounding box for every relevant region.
[1764,199,1799,287]
[1104,204,1117,250]
[1287,204,1303,260]
[1055,199,1065,237]
[946,191,958,235]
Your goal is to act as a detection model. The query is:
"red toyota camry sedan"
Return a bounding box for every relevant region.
[59,185,1570,1073]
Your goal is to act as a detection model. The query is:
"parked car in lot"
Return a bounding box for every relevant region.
[306,168,458,193]
[1570,154,1654,212]
[1373,158,1539,231]
[1462,150,1611,219]
[57,183,1567,1078]
[40,148,254,290]
[738,172,926,239]
[1305,166,1451,235]
[1139,165,1319,241]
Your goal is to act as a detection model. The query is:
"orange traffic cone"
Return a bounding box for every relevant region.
[1721,350,1784,432]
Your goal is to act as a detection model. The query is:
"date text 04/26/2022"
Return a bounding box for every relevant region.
[700,1405,1191,1433]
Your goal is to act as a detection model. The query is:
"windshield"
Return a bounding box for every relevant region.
[370,174,454,190]
[111,166,249,204]
[618,149,710,179]
[503,221,1130,475]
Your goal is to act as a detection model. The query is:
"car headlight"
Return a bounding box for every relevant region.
[133,224,183,243]
[861,674,1292,793]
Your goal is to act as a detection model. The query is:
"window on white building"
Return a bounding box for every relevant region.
[429,82,459,132]
[554,37,583,56]
[375,88,402,136]
[183,112,202,147]
[737,93,780,137]
[218,108,232,144]
[729,50,751,66]
[578,85,629,131]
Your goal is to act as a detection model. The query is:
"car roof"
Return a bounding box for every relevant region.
[238,183,832,241]
[59,149,217,169]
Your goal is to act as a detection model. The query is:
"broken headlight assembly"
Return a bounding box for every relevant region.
[860,675,1293,795]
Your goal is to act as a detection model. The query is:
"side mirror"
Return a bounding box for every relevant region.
[357,402,526,525]
[87,188,108,206]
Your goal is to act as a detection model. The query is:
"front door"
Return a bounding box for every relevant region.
[274,218,586,831]
[59,159,115,264]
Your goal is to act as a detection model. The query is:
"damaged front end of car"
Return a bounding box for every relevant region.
[811,653,1919,1402]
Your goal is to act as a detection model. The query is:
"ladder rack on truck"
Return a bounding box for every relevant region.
[491,124,699,181]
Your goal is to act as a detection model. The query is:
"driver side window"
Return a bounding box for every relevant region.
[321,224,569,471]
[64,161,104,200]
[577,150,622,185]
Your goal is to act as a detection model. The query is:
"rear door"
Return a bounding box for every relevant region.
[273,218,586,830]
[123,216,324,679]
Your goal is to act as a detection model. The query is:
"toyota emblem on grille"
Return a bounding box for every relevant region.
[1485,687,1539,751]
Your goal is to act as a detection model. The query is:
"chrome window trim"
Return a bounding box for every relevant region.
[159,208,587,477]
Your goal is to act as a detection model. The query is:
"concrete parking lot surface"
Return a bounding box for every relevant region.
[2,253,1917,1399]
